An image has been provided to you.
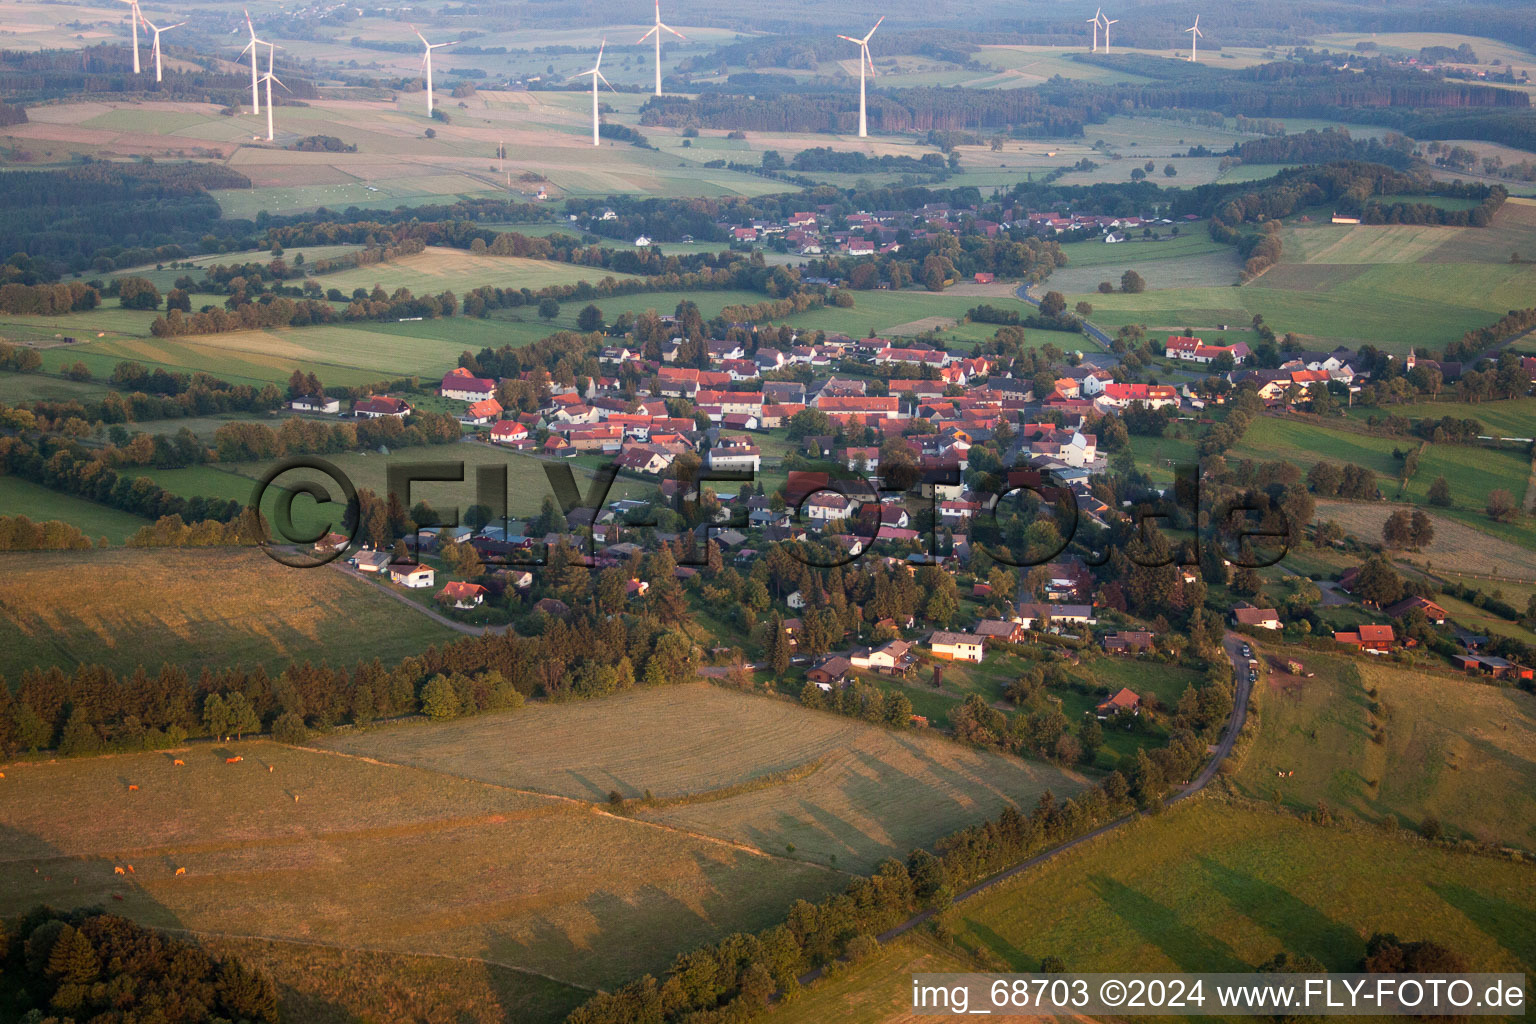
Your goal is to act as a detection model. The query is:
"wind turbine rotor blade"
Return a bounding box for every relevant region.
[597,69,614,90]
[836,34,859,43]
[862,15,883,43]
[865,45,875,75]
[638,25,658,42]
[660,23,684,38]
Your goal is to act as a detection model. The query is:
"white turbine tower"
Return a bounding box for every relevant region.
[239,10,263,114]
[411,25,453,117]
[836,16,882,139]
[1101,14,1119,53]
[1086,7,1101,53]
[116,0,144,73]
[260,42,287,142]
[139,13,185,83]
[576,39,614,147]
[637,0,684,97]
[1186,14,1202,62]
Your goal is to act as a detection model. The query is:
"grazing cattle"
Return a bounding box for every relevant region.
[226,756,243,764]
[173,759,184,766]
[174,867,186,877]
[112,894,124,901]
[268,765,274,772]
[128,784,138,791]
[126,865,135,874]
[292,793,300,803]
[114,867,125,875]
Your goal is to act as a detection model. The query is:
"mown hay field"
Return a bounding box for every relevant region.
[320,683,1090,872]
[0,548,455,678]
[1234,653,1536,848]
[0,475,152,544]
[0,738,842,1017]
[767,800,1536,1024]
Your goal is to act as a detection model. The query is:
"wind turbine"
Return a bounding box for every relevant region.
[637,0,684,97]
[139,13,185,83]
[260,42,287,142]
[239,10,263,114]
[1086,7,1101,53]
[576,39,614,147]
[1101,13,1119,53]
[1186,14,1202,62]
[410,25,453,117]
[116,0,143,73]
[836,16,882,139]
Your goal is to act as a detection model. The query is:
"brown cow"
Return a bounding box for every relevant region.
[114,866,125,875]
[293,793,300,803]
[174,867,186,877]
[226,756,243,764]
[128,784,138,791]
[268,765,274,772]
[126,865,135,874]
[173,759,185,766]
[112,894,123,901]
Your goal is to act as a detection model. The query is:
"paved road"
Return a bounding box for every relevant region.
[1017,284,1117,357]
[329,560,509,637]
[795,629,1256,985]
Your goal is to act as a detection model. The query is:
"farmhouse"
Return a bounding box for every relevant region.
[437,581,488,609]
[312,531,349,555]
[1165,335,1249,365]
[1452,654,1533,681]
[1384,595,1449,624]
[489,420,530,446]
[929,630,984,662]
[440,367,498,401]
[353,395,412,419]
[390,563,435,588]
[290,395,340,414]
[1095,688,1141,718]
[458,398,503,425]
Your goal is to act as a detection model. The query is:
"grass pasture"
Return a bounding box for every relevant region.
[312,248,643,296]
[1073,200,1536,352]
[1313,500,1536,581]
[0,475,152,544]
[1235,653,1536,848]
[319,683,1090,872]
[0,737,841,1017]
[0,548,456,678]
[770,800,1536,1024]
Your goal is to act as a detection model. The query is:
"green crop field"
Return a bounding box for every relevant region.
[1234,653,1536,848]
[0,736,841,1020]
[320,682,1090,872]
[0,369,114,405]
[0,548,456,678]
[1054,227,1226,269]
[768,800,1536,1024]
[0,475,152,543]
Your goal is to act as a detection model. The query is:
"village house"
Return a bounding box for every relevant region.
[1452,654,1533,681]
[458,398,502,426]
[973,619,1027,645]
[929,630,985,662]
[390,562,435,588]
[349,550,392,573]
[437,581,488,609]
[807,655,854,688]
[1102,630,1155,655]
[1384,595,1449,624]
[489,420,531,446]
[1232,604,1282,630]
[1014,602,1097,628]
[1334,624,1396,654]
[850,639,916,674]
[1095,688,1141,719]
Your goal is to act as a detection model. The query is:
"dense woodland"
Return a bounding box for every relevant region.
[0,44,316,105]
[0,909,279,1023]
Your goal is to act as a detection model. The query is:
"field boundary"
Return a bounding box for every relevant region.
[293,739,856,875]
